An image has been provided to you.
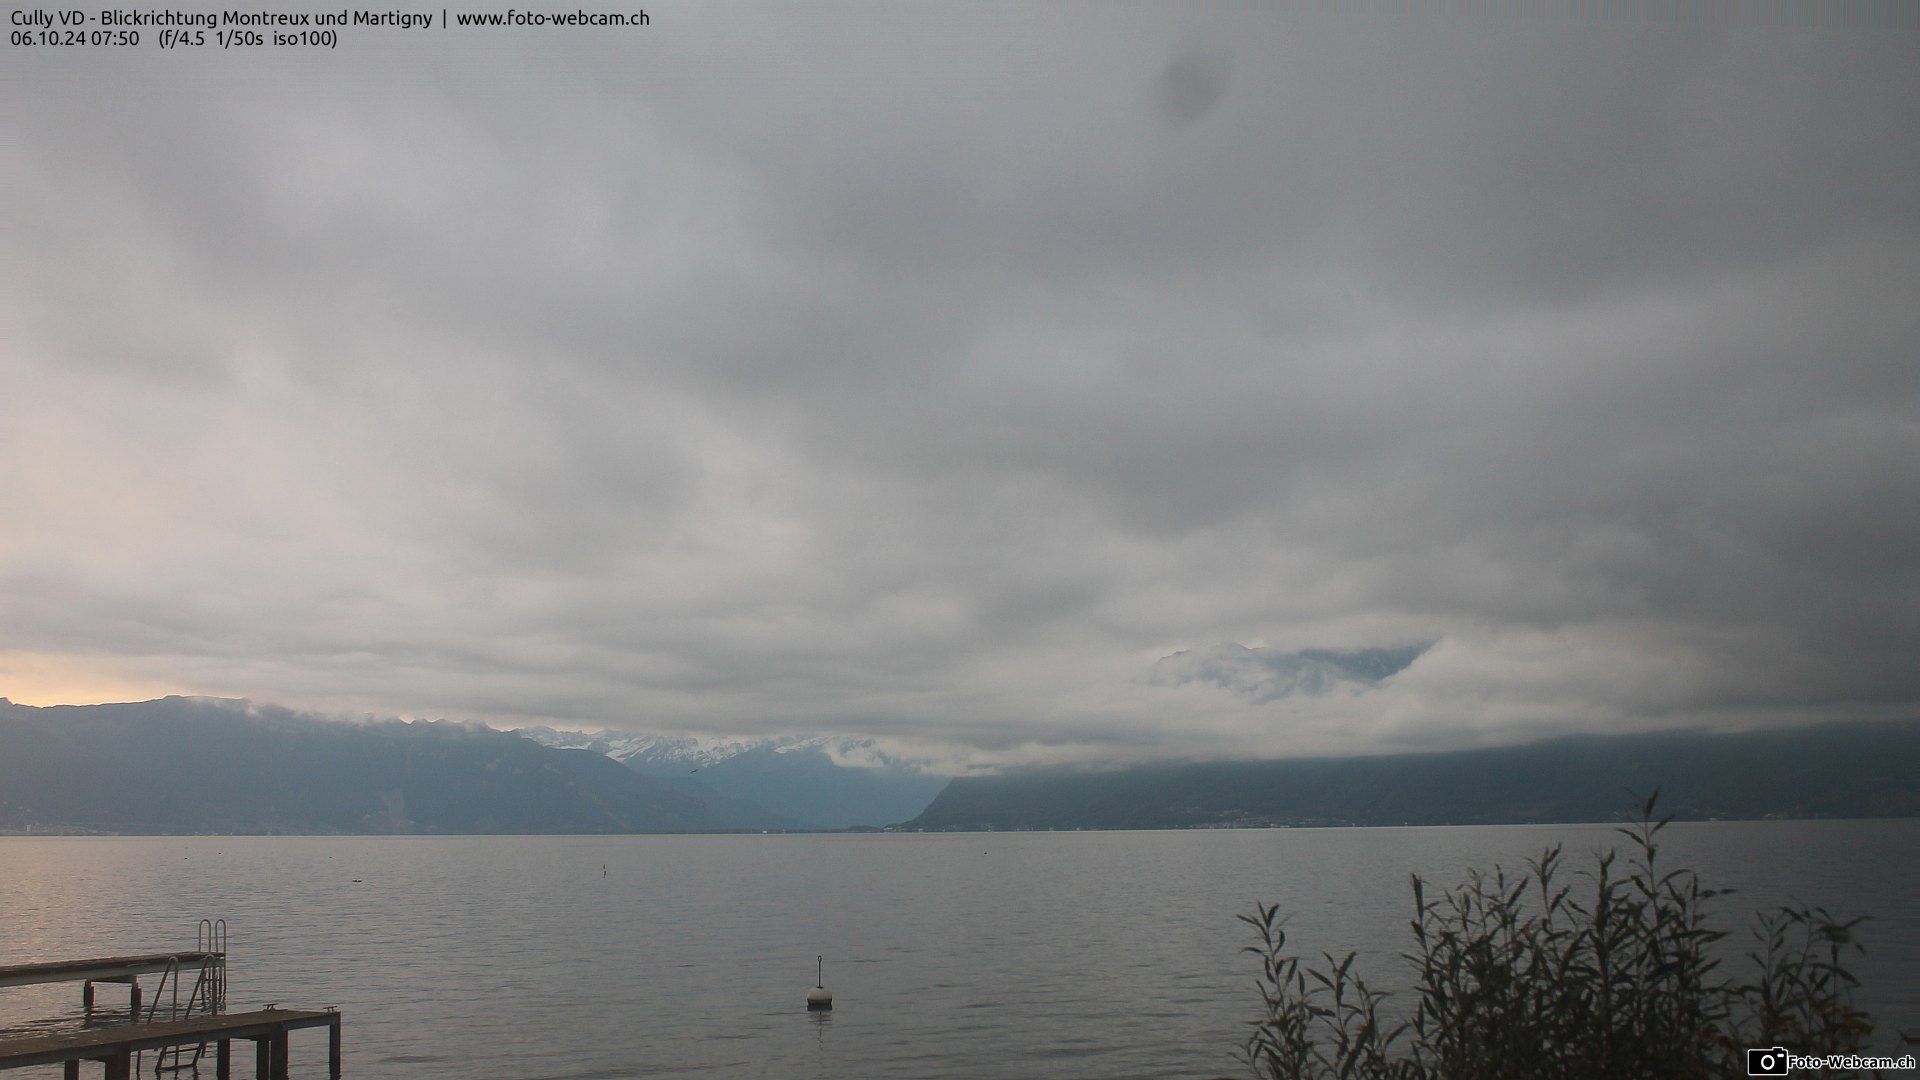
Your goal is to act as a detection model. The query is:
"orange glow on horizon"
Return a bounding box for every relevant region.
[0,653,194,708]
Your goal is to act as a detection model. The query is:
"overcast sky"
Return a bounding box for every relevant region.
[6,3,1916,766]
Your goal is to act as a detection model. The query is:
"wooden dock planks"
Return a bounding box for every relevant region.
[0,953,221,989]
[0,1008,341,1079]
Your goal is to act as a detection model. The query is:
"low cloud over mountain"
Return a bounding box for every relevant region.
[1149,643,1431,703]
[520,727,947,828]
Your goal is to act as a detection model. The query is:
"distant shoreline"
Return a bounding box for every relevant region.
[5,815,1915,838]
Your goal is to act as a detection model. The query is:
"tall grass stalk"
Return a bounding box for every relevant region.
[1241,794,1874,1079]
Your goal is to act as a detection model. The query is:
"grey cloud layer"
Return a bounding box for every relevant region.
[6,4,1916,763]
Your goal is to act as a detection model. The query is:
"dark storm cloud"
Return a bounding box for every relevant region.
[5,3,1916,765]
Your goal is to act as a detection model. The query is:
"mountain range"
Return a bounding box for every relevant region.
[5,697,1912,835]
[517,727,948,829]
[0,697,946,833]
[0,696,746,833]
[906,719,1920,830]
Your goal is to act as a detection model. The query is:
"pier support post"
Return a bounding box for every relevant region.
[217,1037,232,1079]
[63,1061,79,1080]
[129,978,141,1020]
[83,979,94,1020]
[328,1015,342,1078]
[104,1050,132,1080]
[255,1036,271,1079]
[270,1030,289,1080]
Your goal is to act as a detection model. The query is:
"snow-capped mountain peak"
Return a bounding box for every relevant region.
[508,725,947,829]
[511,727,912,773]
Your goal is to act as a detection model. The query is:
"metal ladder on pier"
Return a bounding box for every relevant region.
[140,919,228,1076]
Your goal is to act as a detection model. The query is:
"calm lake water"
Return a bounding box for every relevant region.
[2,821,1915,1078]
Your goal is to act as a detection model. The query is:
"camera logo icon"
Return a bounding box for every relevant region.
[1747,1047,1791,1076]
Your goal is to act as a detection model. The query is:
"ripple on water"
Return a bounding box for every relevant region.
[0,823,1913,1079]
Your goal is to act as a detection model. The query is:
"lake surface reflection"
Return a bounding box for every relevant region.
[2,821,1914,1078]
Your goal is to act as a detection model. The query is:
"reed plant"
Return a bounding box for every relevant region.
[1240,794,1874,1079]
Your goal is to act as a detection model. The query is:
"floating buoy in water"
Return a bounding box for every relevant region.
[807,954,833,1011]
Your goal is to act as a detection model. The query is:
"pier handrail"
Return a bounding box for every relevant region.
[138,948,224,1074]
[141,956,180,1025]
[196,918,228,1012]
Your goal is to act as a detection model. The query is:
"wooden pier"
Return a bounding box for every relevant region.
[1,926,341,1078]
[0,954,223,988]
[0,1008,341,1078]
[0,953,223,1020]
